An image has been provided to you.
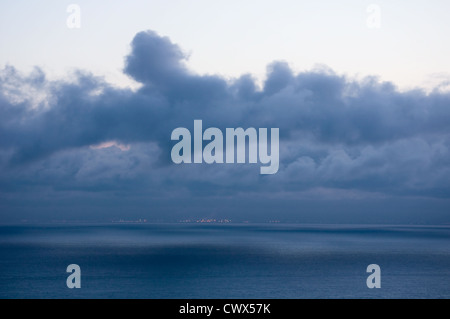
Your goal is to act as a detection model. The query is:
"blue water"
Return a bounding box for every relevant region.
[0,224,449,299]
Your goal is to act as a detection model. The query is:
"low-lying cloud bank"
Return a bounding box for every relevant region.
[1,30,450,222]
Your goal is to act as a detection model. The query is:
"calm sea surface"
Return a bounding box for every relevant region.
[0,224,449,299]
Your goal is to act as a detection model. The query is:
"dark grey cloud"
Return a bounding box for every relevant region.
[1,30,450,222]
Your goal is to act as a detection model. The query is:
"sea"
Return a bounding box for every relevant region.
[0,223,449,299]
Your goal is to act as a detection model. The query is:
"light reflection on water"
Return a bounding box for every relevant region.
[0,224,449,298]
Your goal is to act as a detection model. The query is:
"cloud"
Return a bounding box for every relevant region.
[1,29,450,222]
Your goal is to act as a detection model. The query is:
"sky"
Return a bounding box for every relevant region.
[1,1,450,224]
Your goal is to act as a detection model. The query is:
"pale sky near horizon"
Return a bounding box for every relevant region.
[1,0,450,91]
